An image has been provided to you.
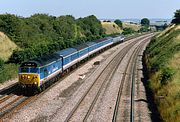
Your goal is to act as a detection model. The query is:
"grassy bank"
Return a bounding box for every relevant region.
[0,32,18,61]
[144,24,180,121]
[0,63,19,83]
[101,22,122,34]
[0,32,19,83]
[0,14,105,84]
[123,22,141,31]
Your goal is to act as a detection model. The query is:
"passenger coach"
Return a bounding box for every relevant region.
[18,35,124,92]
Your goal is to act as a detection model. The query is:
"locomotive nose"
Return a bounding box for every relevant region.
[19,74,40,87]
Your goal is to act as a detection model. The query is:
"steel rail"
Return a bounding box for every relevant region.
[0,34,153,122]
[0,96,36,121]
[112,36,152,122]
[83,41,135,122]
[0,94,15,105]
[64,35,152,122]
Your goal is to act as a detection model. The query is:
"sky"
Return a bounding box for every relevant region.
[0,0,179,19]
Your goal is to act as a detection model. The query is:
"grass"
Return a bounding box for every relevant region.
[145,24,180,122]
[0,32,18,61]
[101,21,142,35]
[0,63,19,83]
[101,22,123,34]
[0,32,19,83]
[122,22,141,31]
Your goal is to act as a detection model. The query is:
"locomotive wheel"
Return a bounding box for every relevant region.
[41,84,46,91]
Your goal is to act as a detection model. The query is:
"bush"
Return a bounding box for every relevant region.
[122,28,136,35]
[0,14,105,64]
[0,64,18,83]
[0,58,4,69]
[114,19,122,28]
[140,18,150,26]
[160,68,174,85]
[139,26,150,32]
[171,9,180,24]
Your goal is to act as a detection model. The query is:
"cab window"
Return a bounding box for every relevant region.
[30,68,38,73]
[44,68,48,77]
[20,68,29,73]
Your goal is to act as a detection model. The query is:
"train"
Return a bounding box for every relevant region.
[18,35,125,92]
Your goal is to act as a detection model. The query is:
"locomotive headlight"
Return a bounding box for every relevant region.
[21,75,25,79]
[27,76,30,79]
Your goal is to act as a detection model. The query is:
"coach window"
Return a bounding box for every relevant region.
[44,68,48,77]
[21,67,29,73]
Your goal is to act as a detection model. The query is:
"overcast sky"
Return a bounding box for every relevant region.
[0,0,179,19]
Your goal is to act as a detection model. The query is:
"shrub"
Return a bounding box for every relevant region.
[139,26,150,32]
[0,58,4,69]
[0,64,18,83]
[171,9,180,24]
[140,18,150,26]
[114,19,122,28]
[160,68,174,85]
[122,28,136,35]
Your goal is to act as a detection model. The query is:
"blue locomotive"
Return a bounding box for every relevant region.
[18,35,125,91]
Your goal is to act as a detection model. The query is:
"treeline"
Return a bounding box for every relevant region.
[0,14,105,63]
[172,9,180,24]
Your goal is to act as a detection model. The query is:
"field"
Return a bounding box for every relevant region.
[0,63,19,83]
[0,32,18,61]
[145,24,180,122]
[0,32,19,83]
[122,22,141,31]
[101,22,123,34]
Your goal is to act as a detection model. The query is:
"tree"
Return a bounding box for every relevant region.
[0,14,23,43]
[76,15,105,40]
[163,23,168,29]
[0,58,4,70]
[171,9,180,24]
[122,28,135,35]
[114,19,122,28]
[141,18,150,26]
[0,13,106,63]
[139,26,150,32]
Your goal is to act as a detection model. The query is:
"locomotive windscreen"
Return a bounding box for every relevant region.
[20,62,37,67]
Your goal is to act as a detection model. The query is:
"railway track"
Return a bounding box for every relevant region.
[0,34,153,122]
[0,41,113,122]
[0,67,84,122]
[0,95,36,122]
[0,83,19,99]
[63,34,153,122]
[112,35,153,122]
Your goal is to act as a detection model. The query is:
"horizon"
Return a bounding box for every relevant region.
[0,0,179,19]
[0,12,173,20]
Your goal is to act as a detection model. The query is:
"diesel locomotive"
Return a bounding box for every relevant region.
[18,35,125,92]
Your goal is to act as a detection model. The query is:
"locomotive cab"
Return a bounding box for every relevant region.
[18,62,40,90]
